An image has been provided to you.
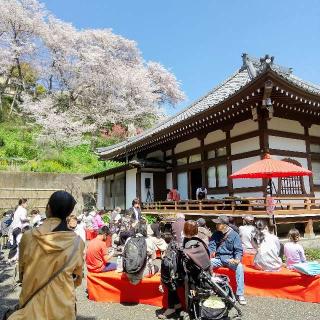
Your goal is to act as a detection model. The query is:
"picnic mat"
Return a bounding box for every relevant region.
[214,266,320,303]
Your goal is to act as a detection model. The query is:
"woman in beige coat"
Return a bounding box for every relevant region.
[9,191,84,320]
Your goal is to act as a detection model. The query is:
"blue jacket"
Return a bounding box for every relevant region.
[208,228,243,263]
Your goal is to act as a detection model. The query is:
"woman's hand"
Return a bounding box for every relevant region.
[228,258,240,265]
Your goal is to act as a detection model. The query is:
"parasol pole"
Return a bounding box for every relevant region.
[267,177,277,235]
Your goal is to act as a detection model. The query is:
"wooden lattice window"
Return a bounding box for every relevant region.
[278,158,306,195]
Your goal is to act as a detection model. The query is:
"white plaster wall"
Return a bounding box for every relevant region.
[309,124,320,137]
[146,150,163,160]
[177,172,188,200]
[233,192,263,198]
[271,155,310,194]
[96,178,105,209]
[104,179,112,209]
[114,173,125,209]
[232,156,262,188]
[314,192,320,198]
[231,136,260,155]
[166,149,172,157]
[208,194,229,200]
[230,119,258,137]
[268,117,304,134]
[204,130,225,145]
[166,172,173,190]
[269,136,306,153]
[141,172,154,203]
[126,169,137,208]
[175,138,201,154]
[312,162,320,185]
[104,174,113,209]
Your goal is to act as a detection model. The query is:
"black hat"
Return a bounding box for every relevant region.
[212,215,229,225]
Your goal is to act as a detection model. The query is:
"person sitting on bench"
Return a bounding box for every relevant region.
[209,215,246,305]
[86,226,116,273]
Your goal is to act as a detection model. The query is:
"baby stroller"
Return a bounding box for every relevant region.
[182,250,242,320]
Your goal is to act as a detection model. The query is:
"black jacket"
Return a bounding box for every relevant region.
[127,207,142,221]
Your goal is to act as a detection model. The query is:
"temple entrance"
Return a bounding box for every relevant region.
[190,168,202,199]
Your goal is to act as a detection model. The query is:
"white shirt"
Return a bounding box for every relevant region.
[254,231,282,271]
[32,214,42,227]
[75,222,86,243]
[196,188,207,198]
[239,225,256,252]
[133,207,139,221]
[11,206,28,230]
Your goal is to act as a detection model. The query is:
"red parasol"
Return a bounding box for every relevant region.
[230,154,312,179]
[230,154,312,234]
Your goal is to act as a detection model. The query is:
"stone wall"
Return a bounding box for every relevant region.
[0,172,96,215]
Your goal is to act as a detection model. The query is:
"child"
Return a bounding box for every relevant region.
[284,228,306,269]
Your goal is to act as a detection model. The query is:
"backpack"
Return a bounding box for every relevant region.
[161,241,185,290]
[123,236,147,274]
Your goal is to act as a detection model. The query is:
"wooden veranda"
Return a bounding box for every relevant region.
[142,197,320,237]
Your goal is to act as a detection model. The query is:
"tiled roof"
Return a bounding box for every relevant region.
[98,54,320,158]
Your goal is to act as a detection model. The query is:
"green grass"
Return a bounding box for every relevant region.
[305,248,320,261]
[0,119,119,174]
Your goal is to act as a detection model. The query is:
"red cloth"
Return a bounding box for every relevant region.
[87,271,164,307]
[85,229,98,240]
[214,266,320,303]
[86,237,109,273]
[87,265,320,306]
[241,253,255,266]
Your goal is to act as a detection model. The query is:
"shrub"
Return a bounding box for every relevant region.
[305,248,320,261]
[143,214,157,224]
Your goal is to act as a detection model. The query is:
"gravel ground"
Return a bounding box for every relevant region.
[1,252,320,320]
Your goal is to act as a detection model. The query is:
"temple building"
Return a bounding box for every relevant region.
[84,54,320,211]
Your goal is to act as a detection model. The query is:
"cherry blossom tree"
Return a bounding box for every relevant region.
[21,94,94,148]
[0,0,46,108]
[1,0,185,147]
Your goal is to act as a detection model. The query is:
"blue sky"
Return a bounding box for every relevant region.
[42,0,320,113]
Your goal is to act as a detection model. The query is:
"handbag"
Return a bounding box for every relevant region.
[2,236,81,320]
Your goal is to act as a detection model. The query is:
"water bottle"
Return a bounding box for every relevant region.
[116,255,123,273]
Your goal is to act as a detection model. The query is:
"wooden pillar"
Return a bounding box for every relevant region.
[171,146,178,189]
[200,137,206,187]
[136,168,141,201]
[304,124,315,196]
[225,130,233,196]
[259,116,269,196]
[304,219,315,239]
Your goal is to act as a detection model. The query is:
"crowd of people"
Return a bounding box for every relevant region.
[0,192,310,320]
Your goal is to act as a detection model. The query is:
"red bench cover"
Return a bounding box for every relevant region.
[214,266,320,303]
[87,271,164,306]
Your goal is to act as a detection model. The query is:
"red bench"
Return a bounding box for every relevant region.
[214,266,320,303]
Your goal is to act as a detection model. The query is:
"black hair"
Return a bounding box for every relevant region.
[99,225,111,236]
[228,216,236,225]
[49,191,77,232]
[18,198,28,205]
[132,198,140,206]
[134,221,147,237]
[252,219,267,246]
[288,228,300,243]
